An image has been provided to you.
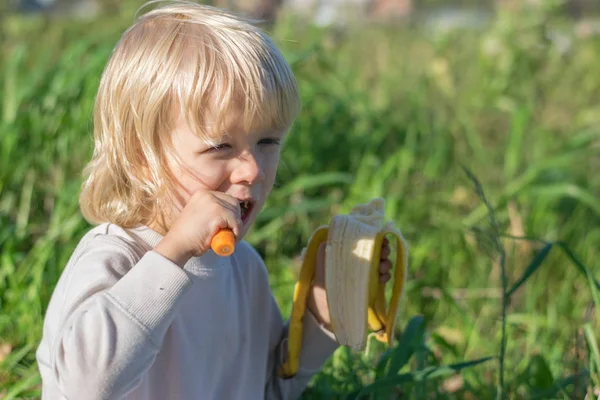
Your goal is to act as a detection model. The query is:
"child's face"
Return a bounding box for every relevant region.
[165,111,284,239]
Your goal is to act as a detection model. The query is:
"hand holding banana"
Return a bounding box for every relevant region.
[306,238,394,332]
[279,198,408,379]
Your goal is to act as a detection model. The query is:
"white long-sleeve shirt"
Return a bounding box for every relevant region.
[36,223,339,399]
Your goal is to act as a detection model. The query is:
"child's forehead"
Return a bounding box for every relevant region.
[174,106,284,144]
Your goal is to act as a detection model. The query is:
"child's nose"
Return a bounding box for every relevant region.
[232,153,265,184]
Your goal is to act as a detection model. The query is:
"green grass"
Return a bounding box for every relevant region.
[1,1,600,398]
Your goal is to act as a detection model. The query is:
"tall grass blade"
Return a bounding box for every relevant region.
[2,371,41,400]
[0,343,34,372]
[584,324,600,391]
[504,105,530,180]
[557,243,600,291]
[272,172,353,199]
[506,243,552,298]
[384,315,426,377]
[530,183,600,217]
[357,357,494,397]
[529,370,590,400]
[461,165,508,399]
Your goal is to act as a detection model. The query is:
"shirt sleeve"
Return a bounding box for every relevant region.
[36,236,193,399]
[262,284,340,399]
[264,296,340,400]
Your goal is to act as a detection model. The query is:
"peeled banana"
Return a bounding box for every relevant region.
[279,198,408,379]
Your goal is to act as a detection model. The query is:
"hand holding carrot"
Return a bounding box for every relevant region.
[154,190,241,267]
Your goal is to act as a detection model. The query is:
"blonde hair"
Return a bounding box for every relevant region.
[79,0,300,228]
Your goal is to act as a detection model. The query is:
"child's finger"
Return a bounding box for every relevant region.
[380,244,391,260]
[380,237,390,259]
[379,259,392,274]
[379,272,391,283]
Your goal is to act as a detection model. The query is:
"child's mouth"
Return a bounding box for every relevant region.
[239,200,254,224]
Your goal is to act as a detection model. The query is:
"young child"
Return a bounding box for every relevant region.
[36,1,393,399]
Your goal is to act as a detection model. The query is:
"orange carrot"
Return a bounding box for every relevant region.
[211,229,236,256]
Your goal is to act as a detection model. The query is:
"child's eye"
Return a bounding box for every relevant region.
[258,138,281,146]
[210,143,232,151]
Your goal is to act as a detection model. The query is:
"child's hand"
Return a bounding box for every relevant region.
[154,190,242,267]
[307,238,393,332]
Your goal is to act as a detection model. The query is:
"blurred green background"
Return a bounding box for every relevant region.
[1,0,599,398]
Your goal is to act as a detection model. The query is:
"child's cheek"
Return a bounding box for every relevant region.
[263,156,280,185]
[169,166,220,206]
